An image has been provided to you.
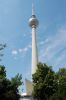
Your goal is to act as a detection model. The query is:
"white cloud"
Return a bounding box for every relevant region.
[19,47,28,53]
[12,50,18,55]
[11,43,31,59]
[23,47,28,52]
[53,50,66,66]
[39,25,66,66]
[19,49,23,53]
[19,44,31,53]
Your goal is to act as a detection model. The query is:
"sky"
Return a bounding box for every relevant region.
[0,0,66,91]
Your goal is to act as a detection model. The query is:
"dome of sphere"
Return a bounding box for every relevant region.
[29,15,39,27]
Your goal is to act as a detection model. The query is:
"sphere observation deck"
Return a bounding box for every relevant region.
[29,15,39,28]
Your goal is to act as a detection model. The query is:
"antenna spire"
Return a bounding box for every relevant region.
[32,3,35,15]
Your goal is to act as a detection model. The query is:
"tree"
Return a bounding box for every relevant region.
[50,68,66,100]
[32,63,58,100]
[32,63,66,100]
[0,44,6,61]
[0,65,6,78]
[0,65,23,100]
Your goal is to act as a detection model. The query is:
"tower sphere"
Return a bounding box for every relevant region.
[29,15,39,28]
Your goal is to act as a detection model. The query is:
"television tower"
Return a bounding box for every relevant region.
[29,4,39,75]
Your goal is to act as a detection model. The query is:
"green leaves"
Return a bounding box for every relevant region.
[32,63,57,100]
[0,44,6,61]
[0,66,23,100]
[0,44,23,100]
[0,65,6,78]
[33,63,66,100]
[11,73,23,88]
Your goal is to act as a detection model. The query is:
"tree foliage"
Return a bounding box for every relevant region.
[32,63,58,100]
[50,68,66,100]
[0,44,6,61]
[0,65,6,78]
[32,63,66,100]
[0,65,23,100]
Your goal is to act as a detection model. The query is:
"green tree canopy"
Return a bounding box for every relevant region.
[0,44,6,61]
[32,63,58,100]
[0,65,23,100]
[0,65,6,78]
[32,63,66,100]
[50,68,66,100]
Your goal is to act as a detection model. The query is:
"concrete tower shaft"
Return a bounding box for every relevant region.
[29,4,39,74]
[32,27,38,74]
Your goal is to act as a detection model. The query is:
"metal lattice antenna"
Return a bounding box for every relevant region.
[32,3,35,15]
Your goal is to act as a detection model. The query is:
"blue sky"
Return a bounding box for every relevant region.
[0,0,66,91]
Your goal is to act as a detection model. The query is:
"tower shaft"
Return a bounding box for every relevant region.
[32,27,38,74]
[29,3,39,75]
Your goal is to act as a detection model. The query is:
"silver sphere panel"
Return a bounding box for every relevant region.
[29,17,39,27]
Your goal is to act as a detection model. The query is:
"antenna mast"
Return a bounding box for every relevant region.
[32,0,35,15]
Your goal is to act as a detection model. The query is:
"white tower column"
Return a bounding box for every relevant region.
[29,4,39,75]
[32,26,38,74]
